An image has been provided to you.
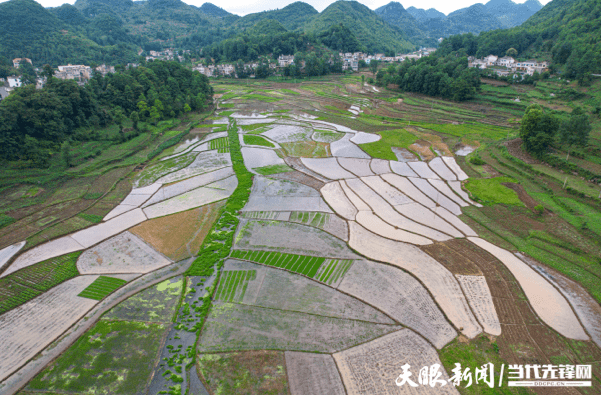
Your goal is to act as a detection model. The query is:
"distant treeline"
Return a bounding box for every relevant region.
[375,53,481,101]
[0,61,212,166]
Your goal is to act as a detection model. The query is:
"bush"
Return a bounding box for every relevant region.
[469,155,486,165]
[534,204,544,215]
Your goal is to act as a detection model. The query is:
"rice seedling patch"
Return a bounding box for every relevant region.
[253,164,294,175]
[197,351,289,395]
[234,220,357,259]
[135,152,198,188]
[312,129,344,143]
[231,249,326,278]
[26,320,166,395]
[357,129,417,161]
[243,135,275,148]
[209,137,230,153]
[314,259,353,286]
[215,270,256,302]
[77,213,103,223]
[78,276,127,300]
[198,302,399,353]
[464,177,523,206]
[102,276,184,324]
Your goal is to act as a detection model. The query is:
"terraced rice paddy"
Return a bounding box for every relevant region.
[4,77,601,395]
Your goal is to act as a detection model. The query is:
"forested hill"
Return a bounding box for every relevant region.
[440,0,601,81]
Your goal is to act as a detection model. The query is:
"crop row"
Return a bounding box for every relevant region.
[209,137,230,154]
[231,250,325,279]
[316,259,353,285]
[253,164,293,176]
[215,270,256,303]
[0,252,81,315]
[78,276,127,300]
[290,212,327,229]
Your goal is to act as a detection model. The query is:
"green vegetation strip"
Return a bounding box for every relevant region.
[0,252,81,314]
[231,250,325,279]
[209,137,230,153]
[464,177,523,206]
[253,164,294,175]
[215,270,256,303]
[78,276,127,300]
[357,129,417,161]
[243,135,275,148]
[186,119,253,277]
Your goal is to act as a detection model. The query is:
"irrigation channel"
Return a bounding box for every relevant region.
[148,274,215,395]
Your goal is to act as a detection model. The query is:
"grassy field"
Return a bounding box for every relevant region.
[78,276,128,300]
[243,135,275,148]
[358,129,417,160]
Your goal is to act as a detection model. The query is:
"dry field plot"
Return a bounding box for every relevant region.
[268,170,325,190]
[285,352,345,395]
[198,302,399,353]
[390,161,418,177]
[334,329,459,395]
[442,156,469,180]
[469,237,588,340]
[0,276,99,382]
[302,157,355,180]
[320,182,358,221]
[409,178,462,215]
[349,222,482,339]
[408,161,440,179]
[71,208,147,248]
[234,220,358,259]
[131,201,224,261]
[339,260,457,348]
[338,157,375,177]
[76,231,170,274]
[370,158,392,174]
[455,275,502,336]
[350,132,380,144]
[428,157,457,181]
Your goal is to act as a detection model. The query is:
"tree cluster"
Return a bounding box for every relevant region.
[374,53,481,101]
[0,60,212,166]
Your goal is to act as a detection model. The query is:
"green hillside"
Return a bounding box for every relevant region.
[231,2,318,31]
[374,2,434,45]
[306,1,414,53]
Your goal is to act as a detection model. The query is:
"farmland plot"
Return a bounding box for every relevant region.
[104,190,156,221]
[2,236,84,277]
[134,152,199,188]
[241,147,286,172]
[360,175,413,206]
[355,211,432,245]
[338,157,374,177]
[393,203,463,238]
[131,201,224,261]
[349,222,482,339]
[456,275,502,336]
[442,156,469,180]
[312,129,344,143]
[101,276,183,323]
[142,167,234,207]
[197,351,289,395]
[350,132,380,144]
[320,182,358,221]
[390,161,418,177]
[370,159,391,174]
[428,179,470,207]
[0,276,99,382]
[198,302,399,353]
[242,176,332,213]
[448,180,482,207]
[380,173,435,207]
[408,161,440,179]
[339,260,457,348]
[77,231,170,274]
[156,151,231,184]
[428,157,457,181]
[262,125,313,143]
[330,133,371,158]
[25,319,166,395]
[334,329,459,395]
[433,206,478,237]
[469,237,588,340]
[143,176,236,219]
[288,211,349,241]
[234,219,358,259]
[409,178,462,215]
[71,208,147,248]
[231,249,327,279]
[301,157,354,180]
[0,241,25,272]
[313,258,353,287]
[285,352,345,395]
[235,264,392,323]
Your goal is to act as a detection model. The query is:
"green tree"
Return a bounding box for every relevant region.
[183,103,191,117]
[150,106,161,125]
[520,104,560,156]
[42,64,54,80]
[506,48,518,57]
[369,60,379,76]
[130,111,139,130]
[559,107,591,155]
[61,140,72,167]
[112,107,126,135]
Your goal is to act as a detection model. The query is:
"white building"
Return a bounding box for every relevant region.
[278,55,295,68]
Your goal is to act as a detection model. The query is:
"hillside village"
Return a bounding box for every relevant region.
[468,54,549,76]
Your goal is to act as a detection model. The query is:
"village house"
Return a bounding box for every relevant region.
[7,76,22,87]
[484,55,498,66]
[55,64,92,81]
[496,56,515,67]
[278,55,294,68]
[12,58,32,69]
[95,64,115,76]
